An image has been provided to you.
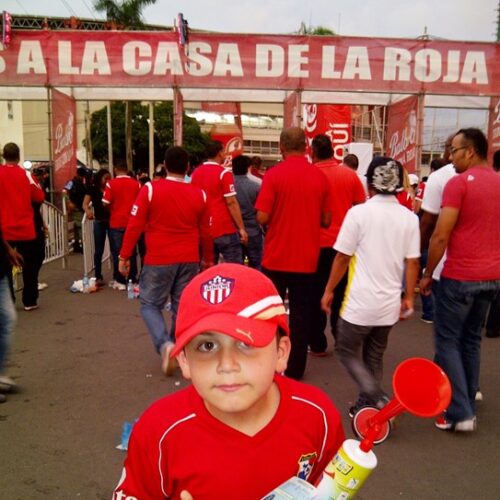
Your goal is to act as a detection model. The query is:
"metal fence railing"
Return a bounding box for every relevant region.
[41,201,68,265]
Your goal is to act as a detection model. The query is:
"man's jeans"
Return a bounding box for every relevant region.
[434,277,500,422]
[139,263,199,353]
[244,232,263,270]
[336,317,392,405]
[214,232,243,264]
[0,275,16,373]
[109,228,137,284]
[93,220,110,281]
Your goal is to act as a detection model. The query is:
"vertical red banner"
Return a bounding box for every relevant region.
[283,91,301,128]
[487,96,500,164]
[174,88,184,146]
[51,89,77,192]
[385,96,419,173]
[303,104,352,163]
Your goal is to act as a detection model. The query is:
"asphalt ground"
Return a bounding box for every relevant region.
[0,255,499,499]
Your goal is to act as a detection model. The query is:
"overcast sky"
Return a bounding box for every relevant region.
[3,0,499,42]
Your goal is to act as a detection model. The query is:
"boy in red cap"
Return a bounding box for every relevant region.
[113,263,344,499]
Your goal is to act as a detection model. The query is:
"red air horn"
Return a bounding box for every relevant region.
[352,357,452,451]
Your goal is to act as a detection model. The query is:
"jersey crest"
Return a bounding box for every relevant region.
[297,452,318,481]
[201,274,235,305]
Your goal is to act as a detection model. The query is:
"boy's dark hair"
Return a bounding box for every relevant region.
[232,155,251,175]
[343,154,359,170]
[492,150,500,172]
[205,141,224,159]
[455,128,488,160]
[430,157,447,172]
[3,142,20,163]
[165,146,189,175]
[311,134,333,160]
[365,156,404,194]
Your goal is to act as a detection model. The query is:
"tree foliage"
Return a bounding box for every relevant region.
[90,102,209,171]
[93,0,157,28]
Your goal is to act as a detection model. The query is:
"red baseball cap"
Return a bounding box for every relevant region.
[171,263,290,357]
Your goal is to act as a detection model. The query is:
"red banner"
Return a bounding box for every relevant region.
[210,123,243,167]
[283,91,301,128]
[51,89,77,192]
[487,96,500,164]
[304,104,352,163]
[0,31,498,95]
[385,96,419,173]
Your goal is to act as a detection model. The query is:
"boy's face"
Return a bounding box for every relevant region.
[177,331,290,424]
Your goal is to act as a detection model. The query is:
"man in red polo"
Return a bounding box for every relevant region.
[191,141,247,265]
[103,163,140,290]
[0,143,45,310]
[255,127,331,379]
[309,134,366,355]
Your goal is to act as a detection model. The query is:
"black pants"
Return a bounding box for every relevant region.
[486,291,500,336]
[309,248,348,352]
[7,239,39,308]
[263,268,315,380]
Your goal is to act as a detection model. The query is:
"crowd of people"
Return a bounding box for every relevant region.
[1,125,499,496]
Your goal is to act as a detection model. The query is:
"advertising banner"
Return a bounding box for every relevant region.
[0,31,498,95]
[51,89,77,192]
[283,91,301,128]
[303,104,352,163]
[209,123,243,166]
[385,95,419,173]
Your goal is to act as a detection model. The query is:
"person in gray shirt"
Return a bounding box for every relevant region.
[232,155,263,270]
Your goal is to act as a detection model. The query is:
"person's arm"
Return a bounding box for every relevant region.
[419,206,459,295]
[82,194,94,220]
[1,237,23,267]
[256,210,270,226]
[400,257,419,319]
[419,210,438,251]
[225,195,248,245]
[321,211,332,228]
[321,252,352,314]
[26,171,45,204]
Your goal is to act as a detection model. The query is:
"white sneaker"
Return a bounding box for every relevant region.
[475,390,483,402]
[0,376,17,392]
[112,282,127,291]
[38,282,48,291]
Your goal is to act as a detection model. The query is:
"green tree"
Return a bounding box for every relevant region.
[91,102,209,172]
[298,22,336,36]
[93,0,158,169]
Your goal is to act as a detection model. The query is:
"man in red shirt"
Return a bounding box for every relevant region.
[102,163,140,290]
[118,147,207,376]
[191,141,247,265]
[420,128,500,432]
[0,143,45,310]
[255,127,331,379]
[309,135,366,355]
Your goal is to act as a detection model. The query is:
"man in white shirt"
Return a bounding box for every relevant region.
[321,156,420,417]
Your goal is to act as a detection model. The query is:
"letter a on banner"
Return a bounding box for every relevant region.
[487,96,500,165]
[51,88,77,192]
[173,87,184,146]
[385,95,419,173]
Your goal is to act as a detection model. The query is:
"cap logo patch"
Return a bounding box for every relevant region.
[201,275,234,305]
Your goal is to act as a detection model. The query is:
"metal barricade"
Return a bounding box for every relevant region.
[81,213,111,277]
[41,201,68,265]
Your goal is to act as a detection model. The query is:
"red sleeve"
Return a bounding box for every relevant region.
[221,169,236,197]
[27,172,45,203]
[113,421,165,500]
[254,174,274,214]
[102,181,112,205]
[119,187,149,259]
[441,175,465,210]
[353,175,366,204]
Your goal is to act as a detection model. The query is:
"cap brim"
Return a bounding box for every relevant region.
[170,312,285,357]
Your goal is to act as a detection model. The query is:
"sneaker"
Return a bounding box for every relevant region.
[435,415,477,432]
[112,282,127,291]
[475,390,483,402]
[348,401,368,418]
[160,343,178,377]
[0,393,6,403]
[420,317,433,324]
[95,279,106,288]
[308,348,328,358]
[0,375,17,393]
[37,282,48,291]
[24,304,39,311]
[485,329,500,338]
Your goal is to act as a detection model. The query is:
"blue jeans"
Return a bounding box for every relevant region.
[420,250,434,321]
[434,277,500,422]
[214,232,243,264]
[93,220,109,280]
[244,232,263,270]
[0,275,17,373]
[139,263,199,353]
[109,228,137,284]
